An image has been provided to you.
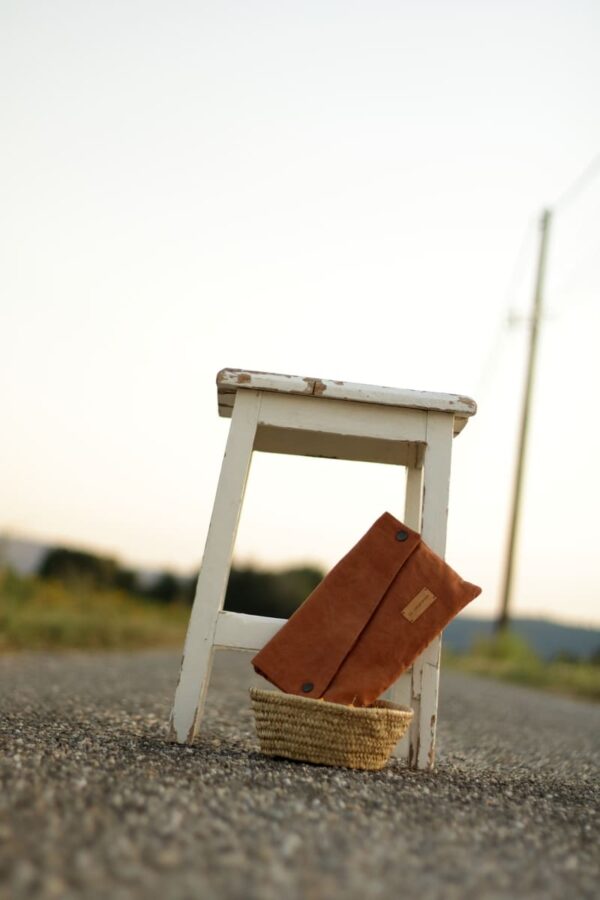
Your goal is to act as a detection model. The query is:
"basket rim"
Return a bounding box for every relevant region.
[250,687,413,720]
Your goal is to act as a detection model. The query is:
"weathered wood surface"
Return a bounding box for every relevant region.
[408,411,454,769]
[217,368,476,434]
[170,368,475,770]
[214,611,284,651]
[168,390,261,743]
[385,463,424,759]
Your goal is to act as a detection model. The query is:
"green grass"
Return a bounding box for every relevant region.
[0,568,188,651]
[443,631,600,703]
[2,569,598,703]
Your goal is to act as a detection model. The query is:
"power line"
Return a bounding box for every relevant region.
[474,220,536,398]
[548,234,600,306]
[546,157,600,316]
[475,153,600,399]
[554,152,600,212]
[503,219,538,311]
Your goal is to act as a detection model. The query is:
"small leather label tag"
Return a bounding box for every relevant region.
[402,587,437,622]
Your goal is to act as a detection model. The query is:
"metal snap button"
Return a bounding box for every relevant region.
[301,682,314,693]
[396,530,409,542]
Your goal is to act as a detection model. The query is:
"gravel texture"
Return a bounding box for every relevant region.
[0,649,598,900]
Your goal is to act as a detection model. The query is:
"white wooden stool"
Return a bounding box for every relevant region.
[169,368,476,769]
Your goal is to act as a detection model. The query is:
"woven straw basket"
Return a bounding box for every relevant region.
[250,688,414,771]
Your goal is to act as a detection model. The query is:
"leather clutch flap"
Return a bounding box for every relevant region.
[252,512,481,706]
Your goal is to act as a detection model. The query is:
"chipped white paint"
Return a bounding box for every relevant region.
[409,411,454,770]
[217,368,476,434]
[386,463,424,759]
[258,392,427,448]
[254,425,422,467]
[214,610,285,651]
[218,368,314,399]
[404,465,425,534]
[169,389,261,743]
[170,369,473,770]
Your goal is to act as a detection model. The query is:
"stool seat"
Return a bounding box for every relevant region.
[169,366,477,769]
[217,368,476,434]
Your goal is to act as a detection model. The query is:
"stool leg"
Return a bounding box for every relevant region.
[409,411,454,770]
[168,390,261,743]
[388,464,424,760]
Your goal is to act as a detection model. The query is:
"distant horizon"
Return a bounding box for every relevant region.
[3,529,599,632]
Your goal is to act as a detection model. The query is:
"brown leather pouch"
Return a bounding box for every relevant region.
[252,512,481,706]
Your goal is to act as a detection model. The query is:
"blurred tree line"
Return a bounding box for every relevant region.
[38,547,323,619]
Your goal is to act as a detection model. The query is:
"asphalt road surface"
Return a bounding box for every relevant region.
[1,650,598,900]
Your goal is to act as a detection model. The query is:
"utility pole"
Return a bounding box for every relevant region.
[497,208,552,632]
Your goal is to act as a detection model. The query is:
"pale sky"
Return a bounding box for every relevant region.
[2,1,599,626]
